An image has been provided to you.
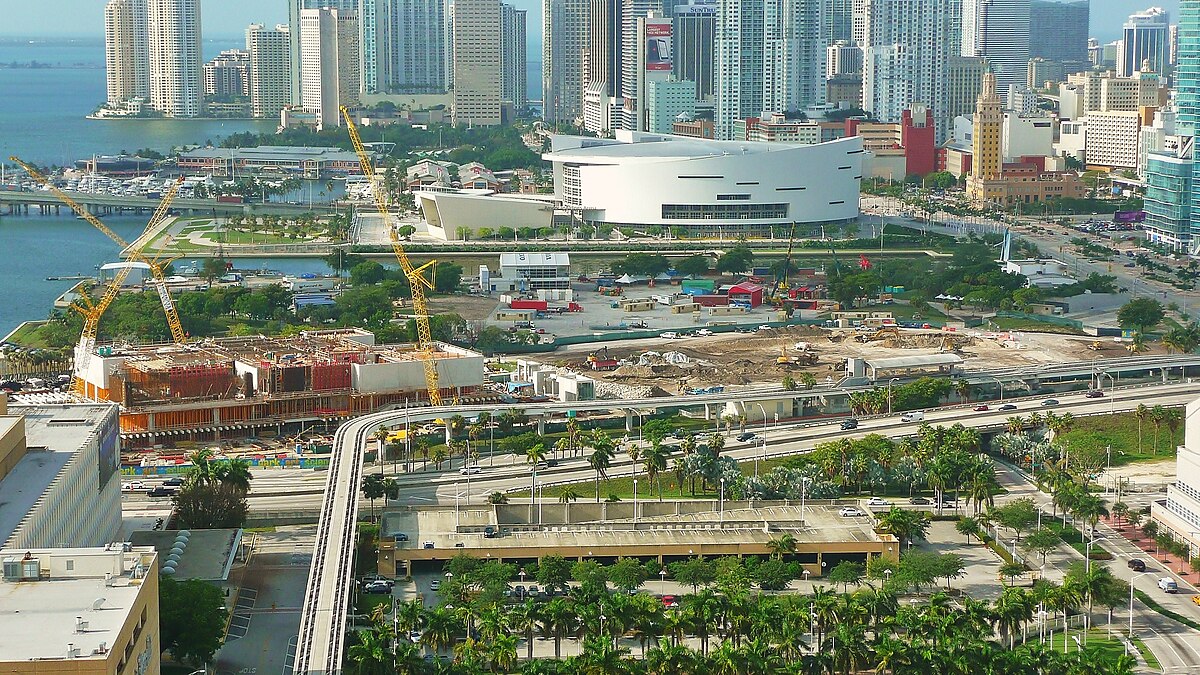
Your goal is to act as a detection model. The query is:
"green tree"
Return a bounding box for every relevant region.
[609,557,650,593]
[350,260,389,286]
[877,506,932,549]
[669,556,716,593]
[433,261,464,293]
[1022,527,1061,565]
[956,515,982,544]
[173,481,249,529]
[715,246,755,274]
[159,576,228,666]
[675,255,711,277]
[827,560,865,592]
[993,497,1039,541]
[1117,297,1166,335]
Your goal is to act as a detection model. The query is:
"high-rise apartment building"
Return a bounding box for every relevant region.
[714,0,825,140]
[621,0,664,129]
[147,0,202,117]
[623,11,672,131]
[203,49,249,98]
[454,0,503,125]
[1119,6,1171,76]
[288,0,358,106]
[501,4,528,110]
[961,0,1030,97]
[246,23,292,119]
[384,0,448,93]
[825,0,855,44]
[1029,1,1089,64]
[544,0,590,123]
[582,0,622,132]
[299,8,361,129]
[826,41,862,79]
[674,0,717,104]
[104,0,149,107]
[863,0,961,141]
[647,79,698,132]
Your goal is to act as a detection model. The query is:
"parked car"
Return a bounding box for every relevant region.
[430,580,441,591]
[364,581,392,594]
[841,418,859,430]
[1127,559,1146,572]
[408,630,423,643]
[459,465,482,475]
[838,506,865,517]
[659,332,682,340]
[866,497,891,507]
[1041,399,1060,407]
[1159,577,1178,593]
[422,541,435,549]
[973,404,990,411]
[1085,390,1105,398]
[910,496,932,505]
[662,594,680,608]
[483,526,497,538]
[694,329,713,337]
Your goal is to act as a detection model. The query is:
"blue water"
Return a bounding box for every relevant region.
[0,37,277,166]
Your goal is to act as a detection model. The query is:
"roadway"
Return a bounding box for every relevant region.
[291,376,1200,674]
[0,189,334,217]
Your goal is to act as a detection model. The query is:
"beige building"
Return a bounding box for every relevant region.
[0,546,159,674]
[246,23,292,119]
[1084,109,1145,169]
[0,397,122,550]
[104,0,149,108]
[1066,68,1165,113]
[146,0,203,117]
[299,7,360,129]
[453,0,503,125]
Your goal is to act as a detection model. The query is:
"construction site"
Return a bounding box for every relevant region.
[544,324,1128,395]
[71,329,488,444]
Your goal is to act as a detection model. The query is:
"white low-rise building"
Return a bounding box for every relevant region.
[543,131,862,230]
[1085,110,1143,169]
[1153,396,1200,556]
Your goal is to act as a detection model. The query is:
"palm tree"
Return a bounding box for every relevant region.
[992,586,1033,648]
[372,425,389,456]
[347,619,395,674]
[361,473,386,521]
[643,442,669,499]
[487,491,509,504]
[539,597,575,659]
[487,633,519,673]
[877,506,931,548]
[422,606,462,655]
[683,589,721,655]
[508,599,540,661]
[954,378,971,403]
[766,532,797,559]
[1135,403,1149,453]
[1006,416,1025,435]
[645,643,697,674]
[430,445,449,470]
[588,445,614,502]
[1150,405,1167,453]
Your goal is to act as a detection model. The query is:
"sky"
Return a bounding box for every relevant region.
[0,0,1181,44]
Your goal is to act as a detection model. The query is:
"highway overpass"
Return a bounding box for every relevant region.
[0,189,337,217]
[290,356,1200,674]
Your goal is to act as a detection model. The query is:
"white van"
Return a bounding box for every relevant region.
[1158,577,1178,593]
[900,411,925,422]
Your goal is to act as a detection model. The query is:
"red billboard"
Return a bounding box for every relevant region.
[646,22,673,71]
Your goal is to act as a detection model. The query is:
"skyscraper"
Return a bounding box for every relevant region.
[1029,1,1089,65]
[288,0,358,106]
[825,0,855,44]
[623,11,672,131]
[1119,6,1171,76]
[582,0,622,132]
[674,0,716,104]
[454,0,503,125]
[620,0,663,129]
[386,0,448,93]
[246,24,292,119]
[299,8,360,128]
[147,0,202,117]
[715,0,825,140]
[961,0,1030,96]
[863,0,961,141]
[104,0,148,108]
[971,70,1002,184]
[203,50,249,98]
[501,3,528,110]
[544,0,590,123]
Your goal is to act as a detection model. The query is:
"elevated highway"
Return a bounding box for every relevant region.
[291,360,1200,674]
[0,189,335,217]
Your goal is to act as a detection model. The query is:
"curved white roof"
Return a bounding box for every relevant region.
[99,261,152,271]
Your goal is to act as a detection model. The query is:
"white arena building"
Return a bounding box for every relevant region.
[542,131,864,230]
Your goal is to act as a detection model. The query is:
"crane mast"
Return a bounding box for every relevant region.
[340,107,442,405]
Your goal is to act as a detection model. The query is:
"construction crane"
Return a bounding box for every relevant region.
[60,187,181,397]
[11,157,188,344]
[768,221,798,302]
[340,107,442,405]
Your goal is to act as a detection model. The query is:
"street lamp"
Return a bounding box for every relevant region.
[755,438,767,477]
[1098,372,1116,414]
[719,478,726,525]
[981,374,1005,402]
[633,479,639,526]
[800,477,811,526]
[755,403,768,430]
[455,481,461,527]
[519,568,527,584]
[886,378,900,414]
[660,568,667,594]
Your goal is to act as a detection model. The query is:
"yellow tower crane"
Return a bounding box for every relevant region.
[11,157,189,345]
[340,107,442,405]
[56,182,183,397]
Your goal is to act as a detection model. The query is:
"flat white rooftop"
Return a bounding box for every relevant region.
[0,546,155,662]
[0,404,115,546]
[543,131,828,164]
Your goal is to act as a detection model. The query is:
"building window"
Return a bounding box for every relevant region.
[661,203,788,220]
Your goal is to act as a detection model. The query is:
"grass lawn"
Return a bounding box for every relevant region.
[1132,637,1162,671]
[1057,408,1184,466]
[356,593,392,616]
[987,316,1085,335]
[858,302,949,321]
[1043,628,1143,661]
[515,474,716,501]
[211,229,310,245]
[5,321,54,347]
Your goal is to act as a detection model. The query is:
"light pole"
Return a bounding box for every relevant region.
[801,477,811,525]
[719,478,725,525]
[455,481,461,527]
[982,374,1005,402]
[887,378,900,414]
[1099,372,1115,414]
[660,568,667,594]
[633,479,639,526]
[755,438,767,477]
[755,403,768,430]
[519,567,527,584]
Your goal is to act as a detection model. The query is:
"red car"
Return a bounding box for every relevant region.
[974,404,990,411]
[662,595,680,608]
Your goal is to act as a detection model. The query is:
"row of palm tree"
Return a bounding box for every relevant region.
[1133,404,1183,454]
[185,447,252,490]
[349,580,1136,674]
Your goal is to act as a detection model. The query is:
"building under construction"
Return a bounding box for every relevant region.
[73,329,488,445]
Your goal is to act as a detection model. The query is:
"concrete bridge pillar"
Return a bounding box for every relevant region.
[536,416,546,436]
[444,424,453,444]
[625,410,634,432]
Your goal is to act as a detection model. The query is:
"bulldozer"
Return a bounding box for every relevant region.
[854,327,900,343]
[777,346,819,367]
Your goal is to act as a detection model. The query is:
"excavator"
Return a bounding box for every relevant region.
[768,221,798,303]
[12,157,188,345]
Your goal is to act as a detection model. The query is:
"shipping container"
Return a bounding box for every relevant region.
[510,299,549,311]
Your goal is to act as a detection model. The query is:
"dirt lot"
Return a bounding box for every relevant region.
[422,294,501,322]
[531,326,1120,394]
